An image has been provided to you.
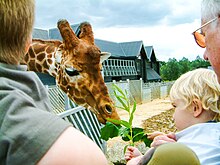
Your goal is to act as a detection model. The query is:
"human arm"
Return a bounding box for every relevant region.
[37,126,108,165]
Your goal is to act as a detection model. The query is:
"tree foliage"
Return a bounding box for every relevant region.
[160,56,210,81]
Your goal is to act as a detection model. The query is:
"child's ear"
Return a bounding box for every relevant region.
[192,99,203,117]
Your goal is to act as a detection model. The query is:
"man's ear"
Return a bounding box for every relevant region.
[192,99,203,117]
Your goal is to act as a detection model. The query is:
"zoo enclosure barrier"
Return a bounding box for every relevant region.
[47,80,174,152]
[47,86,107,152]
[106,80,174,106]
[57,106,106,152]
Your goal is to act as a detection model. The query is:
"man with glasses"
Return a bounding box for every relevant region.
[193,0,220,83]
[126,1,220,165]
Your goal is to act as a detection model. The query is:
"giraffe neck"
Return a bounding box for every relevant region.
[24,40,63,78]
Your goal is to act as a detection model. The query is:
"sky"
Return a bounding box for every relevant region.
[35,0,205,62]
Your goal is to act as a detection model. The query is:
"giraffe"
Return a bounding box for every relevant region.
[23,19,120,124]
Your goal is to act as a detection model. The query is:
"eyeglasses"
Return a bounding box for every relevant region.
[192,16,218,48]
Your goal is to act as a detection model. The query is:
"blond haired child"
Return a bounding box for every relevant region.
[125,68,220,165]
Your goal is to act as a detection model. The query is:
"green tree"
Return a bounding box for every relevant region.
[179,57,191,74]
[190,56,210,69]
[160,56,211,81]
[160,58,181,81]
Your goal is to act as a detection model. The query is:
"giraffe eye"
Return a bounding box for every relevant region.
[65,67,80,76]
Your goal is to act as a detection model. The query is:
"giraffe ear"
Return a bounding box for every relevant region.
[57,19,79,49]
[78,22,94,45]
[100,52,111,63]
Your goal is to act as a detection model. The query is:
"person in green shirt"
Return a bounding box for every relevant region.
[0,1,107,164]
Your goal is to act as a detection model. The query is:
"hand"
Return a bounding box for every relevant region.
[148,131,165,140]
[150,133,176,147]
[125,146,142,162]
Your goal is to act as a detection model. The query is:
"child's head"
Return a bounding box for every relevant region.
[0,0,35,65]
[170,68,220,130]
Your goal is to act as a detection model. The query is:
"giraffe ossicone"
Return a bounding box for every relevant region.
[25,19,120,124]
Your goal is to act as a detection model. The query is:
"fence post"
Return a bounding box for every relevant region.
[140,78,143,103]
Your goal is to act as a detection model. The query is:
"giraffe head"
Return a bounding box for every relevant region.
[56,20,120,124]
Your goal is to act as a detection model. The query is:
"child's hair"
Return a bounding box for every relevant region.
[0,0,35,64]
[170,68,220,121]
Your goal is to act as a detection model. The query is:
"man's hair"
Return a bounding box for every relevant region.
[201,0,220,20]
[170,68,220,121]
[0,0,35,64]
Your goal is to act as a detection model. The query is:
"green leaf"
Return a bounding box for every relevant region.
[141,134,153,147]
[121,128,130,141]
[115,94,129,111]
[125,89,128,97]
[129,101,136,125]
[107,118,131,128]
[119,120,131,128]
[132,127,144,142]
[118,127,128,136]
[106,118,122,124]
[100,122,120,141]
[113,84,126,98]
[133,132,144,142]
[115,105,127,111]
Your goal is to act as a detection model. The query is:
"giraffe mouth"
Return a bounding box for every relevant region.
[65,67,80,76]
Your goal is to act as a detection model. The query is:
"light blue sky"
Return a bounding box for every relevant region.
[35,0,204,62]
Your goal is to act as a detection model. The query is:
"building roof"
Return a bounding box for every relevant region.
[33,24,80,41]
[95,39,125,57]
[145,46,157,62]
[32,28,49,39]
[95,39,144,59]
[147,68,161,80]
[119,41,143,57]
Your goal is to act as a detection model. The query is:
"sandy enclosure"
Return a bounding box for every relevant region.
[117,97,173,127]
[107,97,176,146]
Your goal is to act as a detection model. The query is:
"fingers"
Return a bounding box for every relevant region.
[125,146,136,161]
[125,154,132,161]
[167,132,176,140]
[125,146,142,162]
[127,146,135,151]
[150,135,176,147]
[147,131,165,140]
[147,131,176,141]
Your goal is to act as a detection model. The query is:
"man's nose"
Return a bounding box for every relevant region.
[203,51,209,61]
